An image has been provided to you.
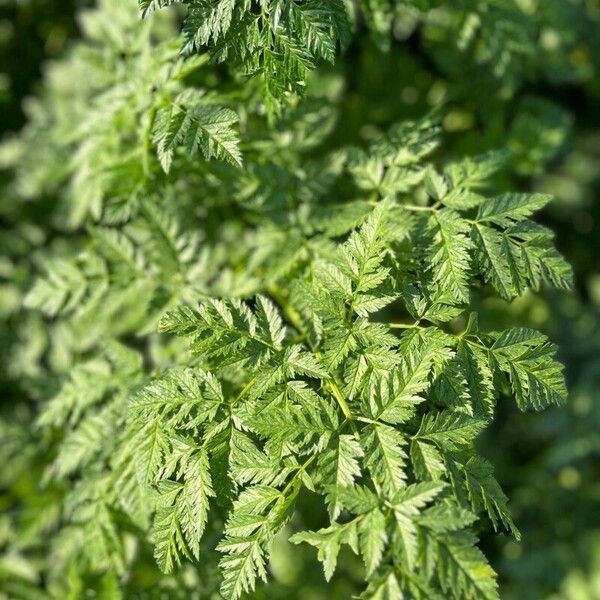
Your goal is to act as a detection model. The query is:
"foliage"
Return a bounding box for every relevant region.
[0,0,598,599]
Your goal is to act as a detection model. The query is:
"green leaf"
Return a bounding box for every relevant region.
[362,423,407,495]
[153,490,190,574]
[424,529,499,600]
[391,482,446,568]
[460,456,519,539]
[415,410,487,452]
[471,223,514,299]
[149,446,214,573]
[229,430,293,486]
[358,508,388,576]
[491,328,567,410]
[427,209,472,303]
[291,520,359,581]
[476,193,552,227]
[320,433,364,518]
[139,0,178,17]
[154,103,241,172]
[410,439,446,481]
[218,486,287,599]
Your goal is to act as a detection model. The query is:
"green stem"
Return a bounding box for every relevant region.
[389,322,421,329]
[282,453,318,497]
[234,377,256,403]
[327,380,353,421]
[268,283,305,334]
[402,201,442,212]
[462,337,491,353]
[268,283,355,421]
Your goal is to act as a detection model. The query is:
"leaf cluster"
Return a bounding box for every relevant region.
[0,1,580,598]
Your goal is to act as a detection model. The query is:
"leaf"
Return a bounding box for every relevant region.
[322,326,358,370]
[424,166,449,201]
[370,328,449,424]
[320,433,364,519]
[250,381,338,454]
[229,430,292,486]
[255,295,287,349]
[427,209,472,303]
[357,570,405,600]
[283,345,329,379]
[358,508,387,576]
[491,328,567,410]
[424,529,499,600]
[217,486,287,599]
[182,451,215,553]
[460,456,519,539]
[362,423,407,495]
[37,359,111,429]
[25,257,100,317]
[291,520,359,581]
[180,0,237,48]
[410,439,446,481]
[153,491,190,574]
[139,0,178,16]
[391,482,446,569]
[153,449,215,571]
[471,223,513,299]
[445,151,508,189]
[415,410,487,452]
[129,367,224,429]
[456,341,495,418]
[476,193,552,227]
[53,407,115,478]
[154,102,241,172]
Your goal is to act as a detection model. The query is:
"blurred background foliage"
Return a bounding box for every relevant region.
[0,0,599,598]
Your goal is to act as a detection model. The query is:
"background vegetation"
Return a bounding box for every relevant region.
[0,1,599,598]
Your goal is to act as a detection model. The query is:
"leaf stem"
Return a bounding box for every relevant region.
[282,454,318,497]
[327,381,353,421]
[402,202,441,212]
[389,322,421,329]
[462,338,491,353]
[234,377,256,403]
[268,283,304,335]
[268,283,355,421]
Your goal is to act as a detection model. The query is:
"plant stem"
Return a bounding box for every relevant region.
[389,322,420,329]
[268,283,355,421]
